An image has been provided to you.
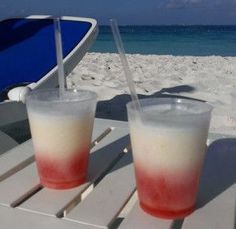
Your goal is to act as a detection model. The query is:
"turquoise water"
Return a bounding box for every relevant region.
[90,26,236,56]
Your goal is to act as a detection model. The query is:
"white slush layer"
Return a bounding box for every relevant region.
[28,112,93,159]
[130,120,208,171]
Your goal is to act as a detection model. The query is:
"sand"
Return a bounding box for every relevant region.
[67,52,236,136]
[3,52,236,144]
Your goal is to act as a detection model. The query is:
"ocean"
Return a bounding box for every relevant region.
[90,26,236,56]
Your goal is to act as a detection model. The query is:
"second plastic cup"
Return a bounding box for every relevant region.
[26,89,97,189]
[127,98,212,219]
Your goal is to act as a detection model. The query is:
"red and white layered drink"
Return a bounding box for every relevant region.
[127,98,212,219]
[26,89,97,189]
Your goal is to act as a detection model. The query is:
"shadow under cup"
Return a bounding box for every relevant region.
[26,89,97,189]
[127,98,213,219]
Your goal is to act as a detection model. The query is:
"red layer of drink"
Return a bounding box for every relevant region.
[135,164,202,219]
[35,149,89,189]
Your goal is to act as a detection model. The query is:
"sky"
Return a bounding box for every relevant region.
[76,0,236,25]
[1,0,236,25]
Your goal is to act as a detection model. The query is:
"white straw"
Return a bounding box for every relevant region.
[54,18,66,97]
[110,19,141,111]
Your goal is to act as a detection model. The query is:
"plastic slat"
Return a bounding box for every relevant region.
[95,118,128,129]
[183,184,236,229]
[0,206,96,229]
[0,140,34,181]
[87,127,129,181]
[91,121,111,141]
[197,137,236,209]
[118,202,173,229]
[0,163,39,207]
[18,185,89,217]
[65,153,135,229]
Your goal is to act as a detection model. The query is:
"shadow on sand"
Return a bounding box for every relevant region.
[96,84,201,121]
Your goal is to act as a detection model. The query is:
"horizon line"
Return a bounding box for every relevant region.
[99,24,236,27]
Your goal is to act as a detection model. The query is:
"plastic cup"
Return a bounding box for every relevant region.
[26,89,97,189]
[127,98,213,219]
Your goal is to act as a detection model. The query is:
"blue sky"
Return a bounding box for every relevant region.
[1,0,236,25]
[76,0,236,25]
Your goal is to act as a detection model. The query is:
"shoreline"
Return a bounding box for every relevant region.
[89,52,236,58]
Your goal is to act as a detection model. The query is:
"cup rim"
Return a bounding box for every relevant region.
[126,97,213,117]
[26,88,97,104]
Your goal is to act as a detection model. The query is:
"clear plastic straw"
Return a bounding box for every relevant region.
[110,19,141,112]
[54,18,66,97]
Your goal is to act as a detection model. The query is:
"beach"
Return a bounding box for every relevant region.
[68,52,236,135]
[3,52,236,143]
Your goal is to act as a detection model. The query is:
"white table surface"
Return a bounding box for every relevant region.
[0,118,235,229]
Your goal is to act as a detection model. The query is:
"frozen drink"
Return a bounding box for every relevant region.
[127,98,212,219]
[26,89,97,189]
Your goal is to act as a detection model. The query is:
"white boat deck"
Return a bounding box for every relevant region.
[0,118,235,228]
